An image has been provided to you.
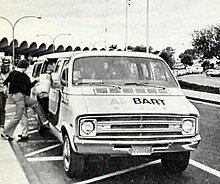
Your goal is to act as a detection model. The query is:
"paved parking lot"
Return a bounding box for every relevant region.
[2,98,219,184]
[1,73,220,184]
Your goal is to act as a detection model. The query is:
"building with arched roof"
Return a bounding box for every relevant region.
[0,37,114,65]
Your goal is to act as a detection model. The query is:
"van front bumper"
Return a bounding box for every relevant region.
[73,135,201,156]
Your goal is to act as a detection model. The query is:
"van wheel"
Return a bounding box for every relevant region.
[161,151,190,173]
[63,135,84,178]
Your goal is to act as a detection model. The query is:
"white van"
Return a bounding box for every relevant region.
[35,51,201,178]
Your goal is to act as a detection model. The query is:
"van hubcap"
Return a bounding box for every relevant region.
[63,137,71,171]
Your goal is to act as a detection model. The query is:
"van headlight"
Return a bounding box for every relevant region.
[80,119,96,136]
[182,118,196,135]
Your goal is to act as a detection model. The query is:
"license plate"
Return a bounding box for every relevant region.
[131,145,152,155]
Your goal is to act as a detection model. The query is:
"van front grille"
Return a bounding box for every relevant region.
[78,114,195,140]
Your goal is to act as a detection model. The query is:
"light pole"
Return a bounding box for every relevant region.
[105,0,109,50]
[146,0,149,53]
[36,33,71,53]
[0,15,41,68]
[125,0,129,51]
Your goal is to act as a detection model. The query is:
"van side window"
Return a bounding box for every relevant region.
[54,60,62,73]
[45,62,55,74]
[55,59,69,74]
[32,63,43,78]
[61,68,68,86]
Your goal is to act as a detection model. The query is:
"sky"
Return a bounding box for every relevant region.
[0,0,220,54]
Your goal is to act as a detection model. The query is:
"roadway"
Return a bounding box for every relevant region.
[1,73,220,184]
[4,99,220,184]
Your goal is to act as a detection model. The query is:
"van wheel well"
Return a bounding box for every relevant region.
[62,132,85,178]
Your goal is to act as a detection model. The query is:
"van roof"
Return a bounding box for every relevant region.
[37,51,162,61]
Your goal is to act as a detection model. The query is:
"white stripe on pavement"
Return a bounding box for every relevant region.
[27,130,39,135]
[27,156,63,162]
[190,159,220,178]
[73,160,161,184]
[25,143,62,157]
[6,104,15,108]
[5,112,15,116]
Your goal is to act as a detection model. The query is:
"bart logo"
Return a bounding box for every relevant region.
[133,98,165,105]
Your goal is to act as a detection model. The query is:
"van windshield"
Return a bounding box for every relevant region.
[72,56,178,88]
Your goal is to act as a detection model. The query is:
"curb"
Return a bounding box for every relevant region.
[186,96,220,105]
[9,139,42,184]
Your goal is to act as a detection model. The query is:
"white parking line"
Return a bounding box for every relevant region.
[25,143,62,157]
[6,104,15,108]
[190,159,220,178]
[5,112,15,116]
[27,156,63,162]
[28,129,39,135]
[24,148,220,182]
[7,104,219,181]
[74,160,161,184]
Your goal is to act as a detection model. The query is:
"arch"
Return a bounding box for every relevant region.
[29,42,38,50]
[74,46,81,51]
[31,43,47,57]
[9,39,19,48]
[19,41,28,49]
[38,44,53,56]
[83,47,89,51]
[56,45,64,52]
[91,47,98,51]
[39,43,47,51]
[0,37,8,48]
[21,42,37,55]
[47,44,54,52]
[65,46,73,52]
[16,41,28,53]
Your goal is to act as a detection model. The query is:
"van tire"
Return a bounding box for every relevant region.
[63,135,84,178]
[161,151,190,173]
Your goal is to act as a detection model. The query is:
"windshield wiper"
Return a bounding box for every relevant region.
[77,82,122,89]
[124,82,166,90]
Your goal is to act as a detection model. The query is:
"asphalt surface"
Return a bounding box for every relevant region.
[1,73,220,184]
[9,100,220,184]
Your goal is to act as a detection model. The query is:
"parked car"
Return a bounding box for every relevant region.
[186,66,203,74]
[206,68,220,77]
[172,69,187,76]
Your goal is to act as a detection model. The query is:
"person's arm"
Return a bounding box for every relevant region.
[3,73,10,87]
[30,80,38,88]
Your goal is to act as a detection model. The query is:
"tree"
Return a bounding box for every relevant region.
[179,54,193,68]
[192,25,220,60]
[178,49,196,68]
[183,49,196,59]
[159,49,175,69]
[109,44,118,50]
